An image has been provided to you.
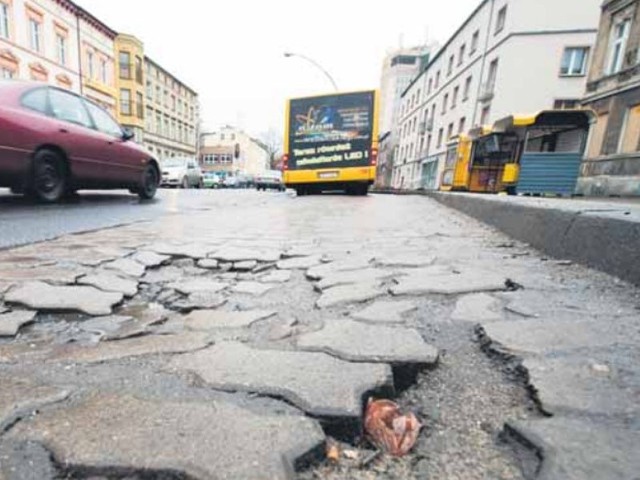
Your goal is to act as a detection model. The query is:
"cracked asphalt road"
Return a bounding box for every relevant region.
[0,190,638,479]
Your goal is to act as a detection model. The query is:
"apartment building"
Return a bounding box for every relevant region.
[379,45,435,135]
[392,0,601,190]
[580,0,640,197]
[114,33,145,144]
[200,126,269,177]
[0,0,115,112]
[377,44,436,188]
[199,145,235,176]
[143,57,199,160]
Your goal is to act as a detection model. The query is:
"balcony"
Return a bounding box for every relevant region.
[477,82,495,102]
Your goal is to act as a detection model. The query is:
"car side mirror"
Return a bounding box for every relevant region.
[122,128,135,141]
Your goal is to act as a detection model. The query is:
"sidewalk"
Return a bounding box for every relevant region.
[427,192,640,286]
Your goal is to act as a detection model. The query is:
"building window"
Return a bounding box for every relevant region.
[452,86,459,109]
[487,59,499,91]
[56,34,66,65]
[607,18,631,75]
[442,94,448,114]
[459,117,466,134]
[87,51,94,79]
[101,60,107,84]
[447,123,454,140]
[136,92,144,119]
[29,19,41,52]
[427,78,433,95]
[560,47,589,76]
[471,30,480,53]
[120,88,131,116]
[0,2,9,39]
[480,105,491,125]
[495,6,507,35]
[448,55,454,76]
[619,104,640,154]
[459,44,466,65]
[146,81,153,100]
[553,99,579,110]
[437,128,444,149]
[135,56,143,84]
[1,67,14,79]
[435,71,440,88]
[119,51,131,80]
[463,76,472,101]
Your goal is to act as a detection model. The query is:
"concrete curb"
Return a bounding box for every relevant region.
[426,192,640,286]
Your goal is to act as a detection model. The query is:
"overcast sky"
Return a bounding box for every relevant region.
[75,0,481,139]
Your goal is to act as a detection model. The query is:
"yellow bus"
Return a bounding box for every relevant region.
[283,90,379,196]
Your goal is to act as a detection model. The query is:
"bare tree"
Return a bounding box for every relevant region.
[258,128,283,169]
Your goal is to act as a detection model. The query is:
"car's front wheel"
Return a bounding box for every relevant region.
[138,164,159,200]
[181,177,189,189]
[31,149,67,203]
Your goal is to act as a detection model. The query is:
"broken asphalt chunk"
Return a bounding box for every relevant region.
[184,310,277,330]
[297,319,438,365]
[169,342,393,418]
[7,392,325,480]
[0,311,36,337]
[4,282,123,316]
[391,270,508,295]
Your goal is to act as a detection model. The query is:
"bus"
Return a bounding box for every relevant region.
[283,90,379,196]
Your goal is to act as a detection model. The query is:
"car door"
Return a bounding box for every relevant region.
[47,88,120,186]
[83,99,145,184]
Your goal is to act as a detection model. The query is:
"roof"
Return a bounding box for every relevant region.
[145,56,198,96]
[65,0,118,38]
[493,110,597,131]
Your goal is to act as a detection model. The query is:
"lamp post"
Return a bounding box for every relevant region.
[284,52,339,92]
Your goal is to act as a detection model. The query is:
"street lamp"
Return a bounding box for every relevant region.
[284,52,339,92]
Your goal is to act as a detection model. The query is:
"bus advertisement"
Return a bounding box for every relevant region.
[283,90,379,195]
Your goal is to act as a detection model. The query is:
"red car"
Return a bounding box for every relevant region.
[0,80,160,202]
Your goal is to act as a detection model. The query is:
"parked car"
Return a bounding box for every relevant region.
[160,157,203,188]
[0,81,160,203]
[202,171,223,189]
[223,175,239,188]
[236,174,255,189]
[256,170,286,191]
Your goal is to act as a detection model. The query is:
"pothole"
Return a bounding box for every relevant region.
[297,319,543,479]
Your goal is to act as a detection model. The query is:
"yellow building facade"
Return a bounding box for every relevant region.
[114,34,145,143]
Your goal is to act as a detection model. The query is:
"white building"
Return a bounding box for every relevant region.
[392,0,601,190]
[377,44,437,188]
[379,45,436,135]
[0,0,116,113]
[200,126,269,177]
